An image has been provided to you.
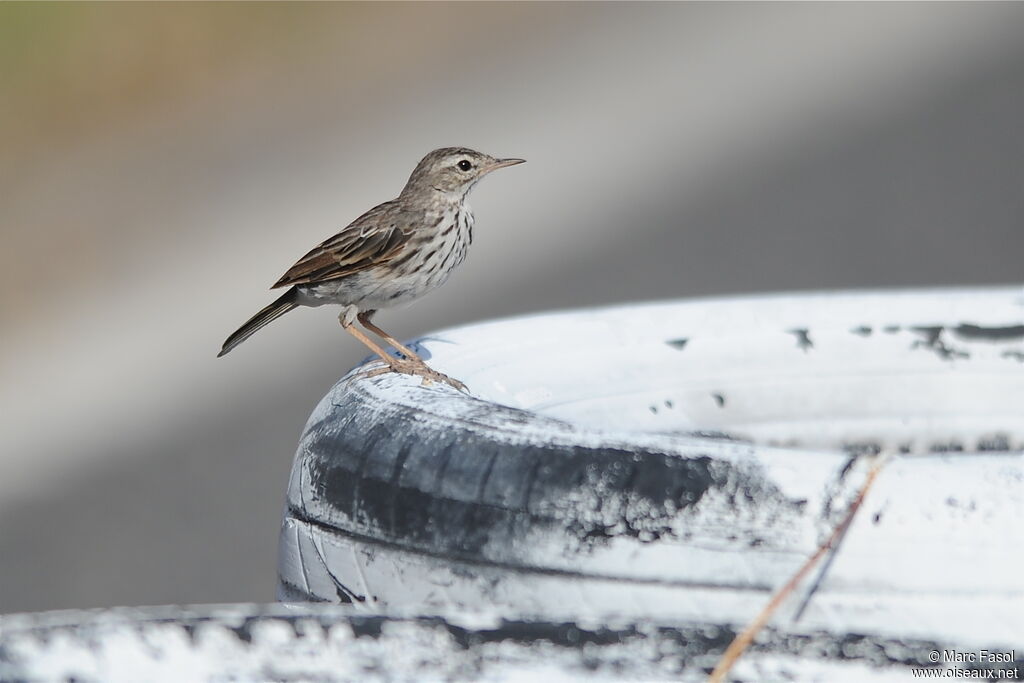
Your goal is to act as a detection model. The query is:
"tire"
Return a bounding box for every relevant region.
[278,287,1024,674]
[1,604,993,681]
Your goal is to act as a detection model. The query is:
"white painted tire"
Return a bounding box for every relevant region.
[0,604,982,681]
[279,287,1024,676]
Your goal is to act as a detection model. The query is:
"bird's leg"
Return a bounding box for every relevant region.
[356,312,424,363]
[356,311,468,391]
[341,313,466,392]
[339,318,405,368]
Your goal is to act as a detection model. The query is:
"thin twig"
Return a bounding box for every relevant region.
[707,454,889,683]
[792,452,865,623]
[790,507,854,623]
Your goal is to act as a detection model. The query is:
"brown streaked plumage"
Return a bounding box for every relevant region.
[271,202,411,288]
[218,147,524,391]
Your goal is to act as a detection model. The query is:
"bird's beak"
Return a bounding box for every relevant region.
[487,158,526,172]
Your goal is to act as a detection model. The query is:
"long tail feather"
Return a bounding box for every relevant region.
[218,288,299,357]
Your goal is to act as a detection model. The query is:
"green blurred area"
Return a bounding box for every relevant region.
[0,2,538,168]
[0,3,341,154]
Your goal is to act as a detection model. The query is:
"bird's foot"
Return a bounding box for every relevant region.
[361,357,468,392]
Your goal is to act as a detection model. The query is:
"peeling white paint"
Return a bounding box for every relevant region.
[281,287,1024,671]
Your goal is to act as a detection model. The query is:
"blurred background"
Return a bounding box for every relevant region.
[2,3,1023,614]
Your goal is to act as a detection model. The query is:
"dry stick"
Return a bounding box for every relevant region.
[791,454,862,624]
[707,455,889,683]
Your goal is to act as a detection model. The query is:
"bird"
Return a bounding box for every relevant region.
[218,147,524,391]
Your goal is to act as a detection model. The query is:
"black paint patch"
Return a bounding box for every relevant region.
[883,325,901,334]
[788,328,814,351]
[711,393,726,408]
[977,434,1011,451]
[910,326,969,360]
[666,338,688,350]
[952,323,1024,341]
[842,442,882,456]
[851,326,873,337]
[445,620,639,650]
[911,326,943,346]
[349,617,387,639]
[1002,350,1024,362]
[552,452,728,550]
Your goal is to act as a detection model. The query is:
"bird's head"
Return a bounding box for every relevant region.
[401,147,524,199]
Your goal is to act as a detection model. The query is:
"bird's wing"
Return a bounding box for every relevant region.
[272,202,413,289]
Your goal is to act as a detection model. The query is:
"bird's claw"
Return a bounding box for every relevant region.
[359,358,468,392]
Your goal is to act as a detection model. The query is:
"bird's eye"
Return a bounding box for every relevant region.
[457,160,473,171]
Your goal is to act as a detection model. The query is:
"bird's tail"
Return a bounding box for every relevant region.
[218,287,299,357]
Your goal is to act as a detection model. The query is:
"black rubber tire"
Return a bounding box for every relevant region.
[279,375,802,601]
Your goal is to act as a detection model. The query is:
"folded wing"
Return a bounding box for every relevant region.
[272,201,412,289]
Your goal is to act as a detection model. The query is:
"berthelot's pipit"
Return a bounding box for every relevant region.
[218,147,524,390]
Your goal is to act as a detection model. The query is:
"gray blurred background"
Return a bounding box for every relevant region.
[2,3,1022,614]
